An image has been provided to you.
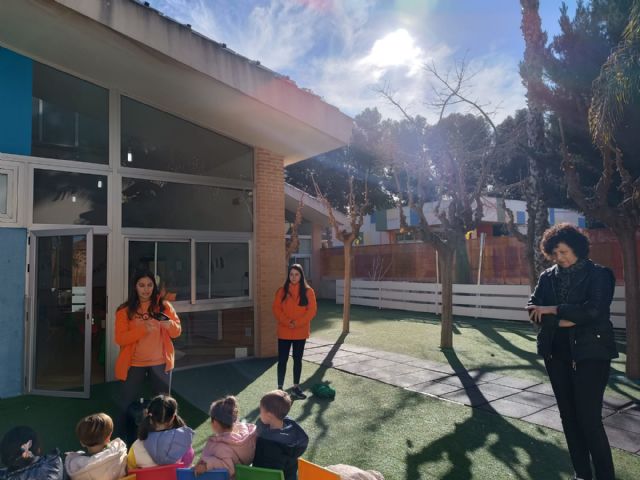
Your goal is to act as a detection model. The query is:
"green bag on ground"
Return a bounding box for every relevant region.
[311,383,336,399]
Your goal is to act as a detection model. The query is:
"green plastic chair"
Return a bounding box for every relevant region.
[235,465,285,480]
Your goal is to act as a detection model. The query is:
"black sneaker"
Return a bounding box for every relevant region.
[290,386,307,400]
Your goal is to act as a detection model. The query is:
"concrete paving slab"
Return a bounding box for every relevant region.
[373,362,426,376]
[474,382,522,399]
[406,381,462,397]
[406,359,458,375]
[525,382,555,396]
[508,391,557,409]
[621,403,640,417]
[602,395,633,411]
[604,412,640,434]
[436,375,484,389]
[547,403,615,419]
[367,350,421,363]
[605,425,640,453]
[335,358,399,375]
[490,376,541,390]
[318,354,372,368]
[521,408,563,431]
[335,343,377,354]
[479,398,546,419]
[384,369,453,388]
[441,386,494,407]
[465,370,505,383]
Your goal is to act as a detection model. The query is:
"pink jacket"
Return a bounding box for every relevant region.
[199,422,257,478]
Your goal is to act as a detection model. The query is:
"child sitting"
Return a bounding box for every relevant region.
[65,413,127,480]
[252,390,308,480]
[193,396,256,478]
[0,426,64,480]
[127,394,195,470]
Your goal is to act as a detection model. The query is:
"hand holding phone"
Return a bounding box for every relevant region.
[152,311,171,322]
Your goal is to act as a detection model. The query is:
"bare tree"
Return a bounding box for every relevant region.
[313,176,369,334]
[285,194,304,264]
[379,59,496,348]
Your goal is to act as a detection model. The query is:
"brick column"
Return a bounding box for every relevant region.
[254,148,285,357]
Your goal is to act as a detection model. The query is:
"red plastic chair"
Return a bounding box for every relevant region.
[128,462,184,480]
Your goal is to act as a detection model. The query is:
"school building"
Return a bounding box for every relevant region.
[0,0,351,399]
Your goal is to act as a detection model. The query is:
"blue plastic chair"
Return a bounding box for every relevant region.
[176,468,230,480]
[235,464,285,480]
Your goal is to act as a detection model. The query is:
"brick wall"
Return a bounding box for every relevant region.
[254,148,285,357]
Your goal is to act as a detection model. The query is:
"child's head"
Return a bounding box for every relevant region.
[138,394,186,441]
[259,390,292,425]
[1,426,41,471]
[75,413,113,451]
[209,396,239,433]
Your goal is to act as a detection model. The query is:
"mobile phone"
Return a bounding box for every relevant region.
[153,312,171,322]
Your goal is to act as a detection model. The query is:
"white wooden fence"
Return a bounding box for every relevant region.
[336,279,626,329]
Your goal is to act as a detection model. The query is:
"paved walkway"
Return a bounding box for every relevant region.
[303,336,640,455]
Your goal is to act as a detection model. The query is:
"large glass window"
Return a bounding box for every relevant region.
[173,307,254,368]
[33,169,107,225]
[121,97,253,180]
[122,178,252,231]
[196,243,250,300]
[128,240,191,302]
[31,63,108,163]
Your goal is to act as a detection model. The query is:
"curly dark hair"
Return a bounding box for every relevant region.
[540,223,590,260]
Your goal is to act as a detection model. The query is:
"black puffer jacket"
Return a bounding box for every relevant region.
[528,260,618,363]
[0,452,65,480]
[253,418,308,480]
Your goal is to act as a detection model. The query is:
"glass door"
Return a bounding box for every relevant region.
[28,229,93,397]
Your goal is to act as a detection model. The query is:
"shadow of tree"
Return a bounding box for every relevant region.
[404,350,570,480]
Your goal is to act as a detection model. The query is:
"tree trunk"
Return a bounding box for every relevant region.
[454,236,472,284]
[439,247,455,349]
[616,228,640,380]
[342,241,353,334]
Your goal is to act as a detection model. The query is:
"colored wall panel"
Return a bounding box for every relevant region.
[0,228,27,398]
[0,47,32,155]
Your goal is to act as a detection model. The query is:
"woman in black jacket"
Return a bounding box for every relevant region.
[527,224,617,480]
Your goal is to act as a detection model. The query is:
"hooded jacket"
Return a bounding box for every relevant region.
[252,418,308,480]
[326,464,385,480]
[128,426,195,470]
[272,283,317,340]
[114,301,181,381]
[0,452,64,480]
[64,438,127,480]
[199,422,257,478]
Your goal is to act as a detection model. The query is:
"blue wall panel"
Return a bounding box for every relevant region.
[0,228,27,398]
[0,47,32,155]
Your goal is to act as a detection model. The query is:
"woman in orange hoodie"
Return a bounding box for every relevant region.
[272,264,317,400]
[114,270,181,443]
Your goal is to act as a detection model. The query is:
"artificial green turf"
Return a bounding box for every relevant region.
[2,358,639,480]
[312,300,640,401]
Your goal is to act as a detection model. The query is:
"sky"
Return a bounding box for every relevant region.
[149,0,578,124]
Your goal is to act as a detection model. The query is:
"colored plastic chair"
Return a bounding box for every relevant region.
[235,464,285,480]
[298,458,340,480]
[128,463,184,480]
[177,468,230,479]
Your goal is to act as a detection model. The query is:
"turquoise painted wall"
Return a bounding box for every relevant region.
[0,228,27,398]
[0,47,32,155]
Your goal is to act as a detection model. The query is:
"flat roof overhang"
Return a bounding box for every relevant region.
[0,0,353,164]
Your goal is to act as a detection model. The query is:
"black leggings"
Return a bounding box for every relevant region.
[277,339,306,388]
[545,357,614,480]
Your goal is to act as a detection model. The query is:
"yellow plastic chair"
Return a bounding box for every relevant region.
[298,458,340,480]
[235,464,285,480]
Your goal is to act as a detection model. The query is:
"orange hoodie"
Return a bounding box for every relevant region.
[272,283,317,340]
[114,301,181,381]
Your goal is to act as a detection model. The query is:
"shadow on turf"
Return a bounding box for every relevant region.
[403,349,571,480]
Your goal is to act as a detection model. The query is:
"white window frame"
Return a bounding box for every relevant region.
[124,233,253,314]
[0,161,19,224]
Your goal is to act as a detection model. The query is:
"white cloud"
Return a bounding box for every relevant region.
[359,29,425,79]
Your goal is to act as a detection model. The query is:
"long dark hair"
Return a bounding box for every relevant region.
[281,264,309,306]
[118,270,165,319]
[138,395,186,441]
[1,426,41,471]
